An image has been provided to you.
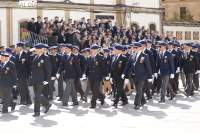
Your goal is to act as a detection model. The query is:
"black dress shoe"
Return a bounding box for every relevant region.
[121,101,128,106]
[49,97,53,100]
[62,103,68,106]
[44,104,52,113]
[81,96,87,102]
[147,96,152,100]
[71,103,79,106]
[58,98,62,101]
[134,105,140,110]
[11,102,16,111]
[159,100,165,103]
[1,109,8,114]
[141,100,147,106]
[33,112,40,117]
[89,106,96,109]
[169,94,175,100]
[20,102,26,105]
[101,99,105,106]
[113,103,118,108]
[26,101,32,105]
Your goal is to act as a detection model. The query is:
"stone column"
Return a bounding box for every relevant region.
[6,8,13,46]
[116,0,126,27]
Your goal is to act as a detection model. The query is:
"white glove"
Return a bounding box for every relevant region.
[170,74,174,79]
[195,70,200,74]
[56,73,60,79]
[80,74,87,80]
[148,79,153,83]
[105,76,110,80]
[29,48,35,52]
[176,67,180,73]
[124,79,129,85]
[13,85,17,88]
[51,77,56,80]
[80,77,86,81]
[110,78,113,84]
[154,73,158,79]
[121,74,125,79]
[82,74,86,79]
[43,81,48,85]
[158,69,160,74]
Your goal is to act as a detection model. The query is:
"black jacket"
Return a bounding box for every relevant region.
[31,54,51,84]
[0,61,17,88]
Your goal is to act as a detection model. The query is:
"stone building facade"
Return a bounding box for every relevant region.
[0,0,162,46]
[161,0,200,42]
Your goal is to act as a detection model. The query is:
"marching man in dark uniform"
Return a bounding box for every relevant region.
[181,43,200,96]
[57,44,66,101]
[0,52,17,113]
[15,42,32,105]
[191,44,200,91]
[171,42,182,94]
[72,45,87,102]
[123,42,152,110]
[31,43,52,117]
[157,42,175,103]
[57,44,82,106]
[111,44,128,108]
[86,44,106,108]
[49,46,61,100]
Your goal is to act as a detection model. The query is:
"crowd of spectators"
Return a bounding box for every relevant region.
[27,16,174,50]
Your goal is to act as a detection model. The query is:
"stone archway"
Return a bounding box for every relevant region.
[18,19,29,42]
[149,23,156,32]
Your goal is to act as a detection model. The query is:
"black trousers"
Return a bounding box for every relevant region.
[74,79,85,98]
[185,73,194,96]
[18,79,31,103]
[154,76,162,94]
[193,73,199,90]
[113,78,128,105]
[134,79,145,106]
[168,78,177,95]
[49,79,56,99]
[143,80,152,98]
[0,87,14,112]
[33,83,49,113]
[174,73,179,93]
[58,73,64,99]
[89,79,105,107]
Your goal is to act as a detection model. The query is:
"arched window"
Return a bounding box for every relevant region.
[149,23,156,32]
[19,19,29,41]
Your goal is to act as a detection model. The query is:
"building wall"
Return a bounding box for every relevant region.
[163,25,200,42]
[94,0,116,5]
[126,0,160,8]
[43,9,65,20]
[0,8,7,46]
[161,0,200,21]
[40,0,63,1]
[0,0,162,45]
[126,13,161,32]
[70,0,90,4]
[12,9,37,45]
[69,11,90,21]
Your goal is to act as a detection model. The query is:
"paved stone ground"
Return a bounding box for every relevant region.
[0,84,200,133]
